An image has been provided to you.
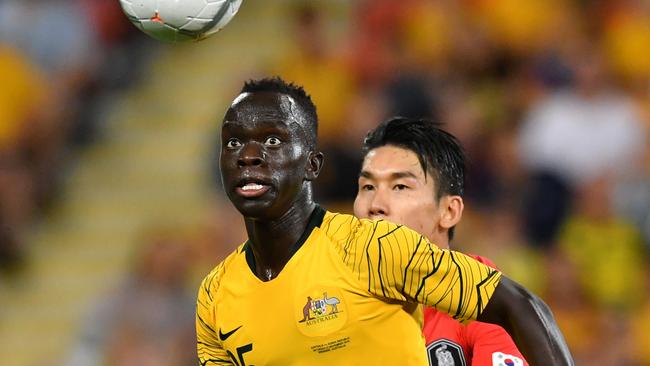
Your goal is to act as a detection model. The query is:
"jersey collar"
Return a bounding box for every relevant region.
[243,204,326,276]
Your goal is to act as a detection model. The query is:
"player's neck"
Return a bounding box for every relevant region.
[427,233,449,250]
[244,191,317,281]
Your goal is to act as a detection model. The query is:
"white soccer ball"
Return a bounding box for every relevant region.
[119,0,243,42]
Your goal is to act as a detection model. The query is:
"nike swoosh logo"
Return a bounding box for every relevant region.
[218,325,242,341]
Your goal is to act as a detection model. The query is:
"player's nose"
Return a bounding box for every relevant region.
[368,190,389,218]
[237,142,265,167]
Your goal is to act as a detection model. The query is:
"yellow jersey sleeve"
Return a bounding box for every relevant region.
[322,212,502,323]
[196,262,233,365]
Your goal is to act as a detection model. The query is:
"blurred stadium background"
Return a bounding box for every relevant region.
[0,0,649,364]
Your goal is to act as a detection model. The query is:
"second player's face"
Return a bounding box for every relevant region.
[220,91,311,219]
[354,145,445,246]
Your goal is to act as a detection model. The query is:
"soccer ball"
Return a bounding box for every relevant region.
[119,0,243,42]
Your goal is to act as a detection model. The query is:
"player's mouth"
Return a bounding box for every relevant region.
[235,180,271,198]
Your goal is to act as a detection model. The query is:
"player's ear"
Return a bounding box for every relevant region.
[305,151,324,181]
[439,195,463,230]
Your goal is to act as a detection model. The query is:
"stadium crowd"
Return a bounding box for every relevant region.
[1,0,648,365]
[0,0,149,270]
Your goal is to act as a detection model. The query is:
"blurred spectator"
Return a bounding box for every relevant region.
[273,3,357,143]
[518,42,646,247]
[0,0,145,268]
[0,0,144,147]
[519,170,573,248]
[0,45,52,267]
[467,0,578,56]
[383,69,436,120]
[75,0,151,141]
[0,221,22,270]
[602,0,650,87]
[348,0,412,86]
[519,44,645,187]
[465,119,527,210]
[66,230,196,366]
[187,201,247,283]
[545,248,634,365]
[614,129,650,250]
[559,175,646,313]
[315,86,386,203]
[0,46,51,152]
[0,0,98,149]
[273,3,367,203]
[80,0,135,48]
[0,150,34,269]
[0,0,98,79]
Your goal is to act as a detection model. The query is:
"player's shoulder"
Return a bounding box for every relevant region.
[198,243,246,295]
[466,254,498,270]
[320,210,358,240]
[321,210,403,238]
[321,210,357,231]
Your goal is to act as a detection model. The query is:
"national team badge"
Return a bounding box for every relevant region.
[295,289,347,337]
[492,352,524,366]
[427,339,466,366]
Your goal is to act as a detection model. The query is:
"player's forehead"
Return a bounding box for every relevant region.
[223,91,306,130]
[361,145,426,179]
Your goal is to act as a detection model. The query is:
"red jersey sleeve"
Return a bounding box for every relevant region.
[464,321,528,365]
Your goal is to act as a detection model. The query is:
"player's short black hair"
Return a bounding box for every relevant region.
[241,77,318,148]
[362,117,466,239]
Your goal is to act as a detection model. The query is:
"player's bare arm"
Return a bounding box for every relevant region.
[478,276,575,366]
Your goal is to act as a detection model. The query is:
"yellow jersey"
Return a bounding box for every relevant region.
[196,206,501,365]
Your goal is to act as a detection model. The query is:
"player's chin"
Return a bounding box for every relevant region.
[229,194,278,218]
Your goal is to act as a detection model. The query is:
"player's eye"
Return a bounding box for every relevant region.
[226,139,241,148]
[361,184,374,191]
[393,184,408,191]
[264,136,282,146]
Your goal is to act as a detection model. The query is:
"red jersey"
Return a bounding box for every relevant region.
[422,255,528,366]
